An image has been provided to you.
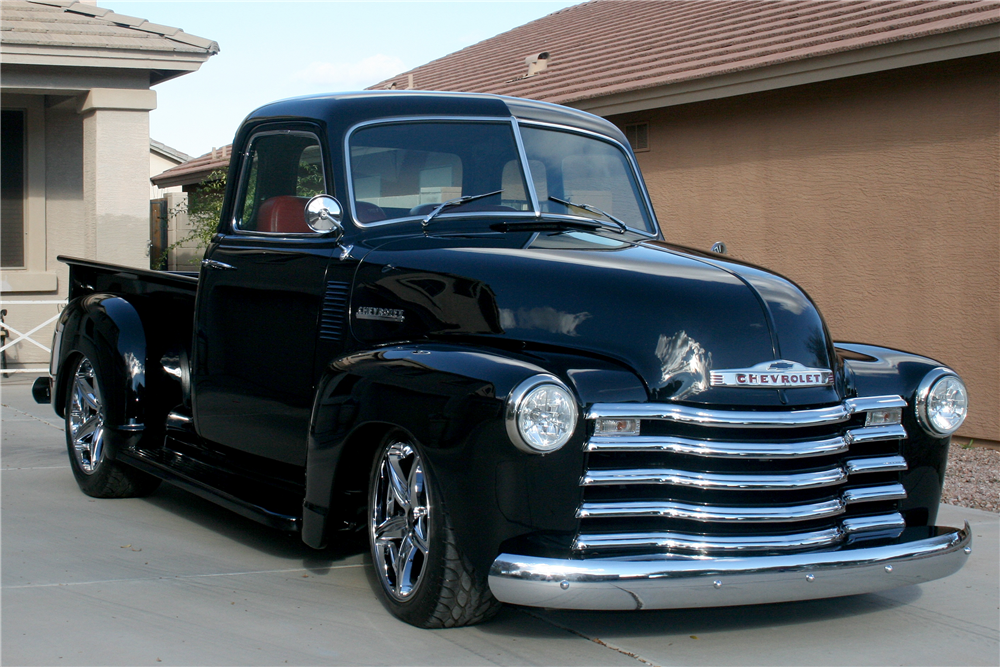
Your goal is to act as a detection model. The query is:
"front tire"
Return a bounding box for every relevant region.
[65,352,160,498]
[368,432,500,627]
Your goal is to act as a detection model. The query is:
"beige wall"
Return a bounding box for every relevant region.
[1,89,155,369]
[611,54,999,442]
[150,152,184,199]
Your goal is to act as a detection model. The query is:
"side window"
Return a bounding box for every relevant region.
[234,132,326,234]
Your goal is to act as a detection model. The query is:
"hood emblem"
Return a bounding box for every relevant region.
[710,361,833,389]
[356,306,405,323]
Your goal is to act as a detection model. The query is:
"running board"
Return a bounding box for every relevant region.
[119,440,303,533]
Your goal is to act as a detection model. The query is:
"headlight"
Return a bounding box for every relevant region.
[505,375,578,454]
[915,368,968,437]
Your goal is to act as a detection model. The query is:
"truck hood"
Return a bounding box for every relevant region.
[351,231,841,407]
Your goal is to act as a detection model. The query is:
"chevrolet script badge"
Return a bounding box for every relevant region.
[710,360,833,388]
[356,306,405,323]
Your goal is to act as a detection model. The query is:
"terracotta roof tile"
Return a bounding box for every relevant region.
[369,0,1000,103]
[151,145,231,188]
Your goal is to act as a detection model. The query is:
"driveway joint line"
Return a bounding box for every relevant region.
[1,403,65,431]
[4,563,366,590]
[522,608,662,667]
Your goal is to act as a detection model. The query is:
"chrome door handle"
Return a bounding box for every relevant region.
[201,259,236,271]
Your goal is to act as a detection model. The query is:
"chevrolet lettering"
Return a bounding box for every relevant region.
[711,361,835,388]
[33,92,971,629]
[356,306,406,323]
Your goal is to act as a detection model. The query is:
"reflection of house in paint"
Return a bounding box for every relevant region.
[1,0,217,368]
[372,1,1000,445]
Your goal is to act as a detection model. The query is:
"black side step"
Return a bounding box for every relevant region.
[119,436,304,533]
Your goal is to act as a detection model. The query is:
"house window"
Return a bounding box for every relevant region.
[1,109,25,268]
[625,122,649,152]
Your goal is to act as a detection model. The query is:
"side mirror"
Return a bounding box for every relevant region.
[305,195,344,240]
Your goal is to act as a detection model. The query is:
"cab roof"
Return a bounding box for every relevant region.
[243,90,628,144]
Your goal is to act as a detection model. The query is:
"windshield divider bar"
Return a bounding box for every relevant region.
[511,118,541,218]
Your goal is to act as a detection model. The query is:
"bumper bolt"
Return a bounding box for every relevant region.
[884,565,893,573]
[806,574,815,582]
[559,580,570,590]
[713,580,722,589]
[964,547,972,555]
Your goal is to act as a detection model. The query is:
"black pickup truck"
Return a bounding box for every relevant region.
[35,91,971,628]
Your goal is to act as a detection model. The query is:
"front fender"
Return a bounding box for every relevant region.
[54,294,147,432]
[302,343,647,576]
[837,342,959,526]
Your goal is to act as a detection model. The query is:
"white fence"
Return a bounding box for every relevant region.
[0,299,66,375]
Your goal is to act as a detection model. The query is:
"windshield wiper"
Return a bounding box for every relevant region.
[548,196,627,233]
[491,218,610,233]
[422,189,503,231]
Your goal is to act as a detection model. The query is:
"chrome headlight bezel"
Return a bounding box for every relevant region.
[505,374,579,454]
[915,367,968,437]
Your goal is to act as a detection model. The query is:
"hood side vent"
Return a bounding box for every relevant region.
[320,280,351,342]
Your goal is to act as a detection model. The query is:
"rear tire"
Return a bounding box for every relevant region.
[368,432,500,627]
[65,352,160,498]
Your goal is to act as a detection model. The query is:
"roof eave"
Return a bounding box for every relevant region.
[566,22,1000,117]
[0,45,214,78]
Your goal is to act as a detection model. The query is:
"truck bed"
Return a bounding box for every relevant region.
[60,255,199,302]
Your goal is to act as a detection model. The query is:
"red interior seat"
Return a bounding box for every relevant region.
[256,196,311,234]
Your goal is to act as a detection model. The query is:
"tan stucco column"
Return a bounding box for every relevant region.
[77,88,157,268]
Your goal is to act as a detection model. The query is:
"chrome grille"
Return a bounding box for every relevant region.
[577,396,908,555]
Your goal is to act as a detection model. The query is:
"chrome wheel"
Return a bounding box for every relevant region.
[68,357,105,475]
[370,440,430,601]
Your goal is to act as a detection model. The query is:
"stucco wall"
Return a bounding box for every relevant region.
[611,54,1000,442]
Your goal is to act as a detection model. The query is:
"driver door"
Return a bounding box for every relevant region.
[192,126,344,466]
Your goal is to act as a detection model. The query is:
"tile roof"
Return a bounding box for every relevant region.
[151,145,231,188]
[370,0,1000,105]
[1,0,219,54]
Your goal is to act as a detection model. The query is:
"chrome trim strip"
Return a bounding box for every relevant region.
[488,523,971,610]
[581,467,846,490]
[845,396,908,412]
[843,483,907,504]
[573,527,844,552]
[842,513,906,534]
[845,424,907,444]
[587,395,906,429]
[577,498,845,522]
[845,456,908,475]
[587,403,850,428]
[585,434,849,458]
[510,117,541,218]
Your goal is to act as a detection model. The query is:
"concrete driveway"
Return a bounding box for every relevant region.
[3,376,998,666]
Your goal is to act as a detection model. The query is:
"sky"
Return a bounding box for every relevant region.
[102,1,579,158]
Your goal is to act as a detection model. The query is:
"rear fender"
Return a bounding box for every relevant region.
[54,294,147,433]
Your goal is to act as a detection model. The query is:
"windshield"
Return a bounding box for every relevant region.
[520,126,654,233]
[349,121,530,224]
[348,119,654,233]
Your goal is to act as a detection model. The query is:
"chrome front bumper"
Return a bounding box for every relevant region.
[488,523,971,610]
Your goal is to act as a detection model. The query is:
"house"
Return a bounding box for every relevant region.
[150,139,192,199]
[149,145,231,271]
[0,0,217,369]
[371,0,1000,445]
